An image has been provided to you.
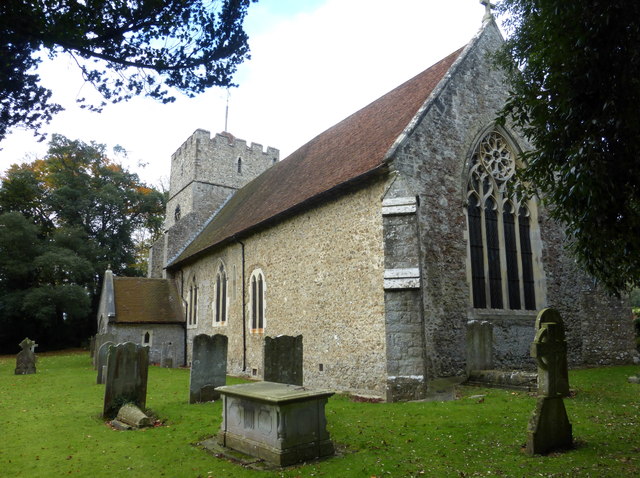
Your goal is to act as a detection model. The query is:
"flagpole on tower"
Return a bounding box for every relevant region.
[224,88,230,132]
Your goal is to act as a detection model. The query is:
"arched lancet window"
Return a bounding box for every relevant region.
[187,276,198,327]
[214,264,228,323]
[237,157,242,174]
[142,330,152,346]
[250,270,265,331]
[466,131,537,311]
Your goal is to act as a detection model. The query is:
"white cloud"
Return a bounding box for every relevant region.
[0,0,488,186]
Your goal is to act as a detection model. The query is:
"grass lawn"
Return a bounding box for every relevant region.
[0,351,638,477]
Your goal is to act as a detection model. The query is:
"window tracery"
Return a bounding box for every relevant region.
[466,131,536,310]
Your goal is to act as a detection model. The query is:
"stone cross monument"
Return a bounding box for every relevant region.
[526,308,573,455]
[480,0,496,22]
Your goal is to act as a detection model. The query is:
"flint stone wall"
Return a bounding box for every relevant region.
[389,22,635,377]
[174,179,388,398]
[103,323,185,366]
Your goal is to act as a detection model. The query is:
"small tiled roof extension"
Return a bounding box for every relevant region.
[112,277,184,324]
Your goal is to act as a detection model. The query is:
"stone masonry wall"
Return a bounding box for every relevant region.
[174,178,388,398]
[382,183,427,401]
[105,323,185,366]
[389,21,635,378]
[539,209,636,366]
[390,24,513,378]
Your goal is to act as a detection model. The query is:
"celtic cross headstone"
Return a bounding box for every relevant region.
[526,308,573,455]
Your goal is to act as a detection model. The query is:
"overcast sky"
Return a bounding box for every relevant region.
[0,0,495,187]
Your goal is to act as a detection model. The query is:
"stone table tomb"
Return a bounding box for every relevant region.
[216,381,334,466]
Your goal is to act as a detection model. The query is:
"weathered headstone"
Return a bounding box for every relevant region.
[526,308,572,455]
[466,320,493,372]
[96,341,115,384]
[15,338,37,375]
[93,333,116,368]
[89,335,96,358]
[103,342,149,419]
[264,335,303,386]
[161,341,175,368]
[189,334,228,403]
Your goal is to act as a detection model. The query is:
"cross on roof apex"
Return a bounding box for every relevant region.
[480,0,496,22]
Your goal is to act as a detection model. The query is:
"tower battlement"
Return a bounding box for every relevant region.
[169,129,279,200]
[171,129,278,170]
[164,129,279,235]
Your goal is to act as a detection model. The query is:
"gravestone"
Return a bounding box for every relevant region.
[15,338,37,375]
[466,320,493,372]
[161,342,175,368]
[526,308,572,455]
[96,341,115,384]
[93,333,116,368]
[189,334,228,403]
[103,342,149,419]
[264,335,303,386]
[89,335,96,358]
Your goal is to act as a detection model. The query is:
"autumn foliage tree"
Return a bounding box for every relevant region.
[0,135,165,352]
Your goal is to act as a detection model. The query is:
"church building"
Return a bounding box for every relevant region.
[125,18,633,401]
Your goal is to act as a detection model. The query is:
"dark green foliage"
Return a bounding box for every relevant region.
[0,0,256,141]
[0,135,166,352]
[496,0,640,294]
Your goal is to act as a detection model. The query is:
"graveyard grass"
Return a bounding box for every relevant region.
[0,352,638,477]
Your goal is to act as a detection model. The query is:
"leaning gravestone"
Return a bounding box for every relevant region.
[15,337,37,375]
[264,335,303,386]
[103,342,149,419]
[189,334,228,403]
[96,341,115,384]
[526,308,572,455]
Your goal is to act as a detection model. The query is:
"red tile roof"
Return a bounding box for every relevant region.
[170,46,465,267]
[113,277,184,324]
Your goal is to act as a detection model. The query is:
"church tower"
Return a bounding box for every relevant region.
[148,129,279,277]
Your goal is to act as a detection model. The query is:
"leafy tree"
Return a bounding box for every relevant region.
[496,0,640,294]
[0,135,166,351]
[0,212,92,350]
[0,0,256,141]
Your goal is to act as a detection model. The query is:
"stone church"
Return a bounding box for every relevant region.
[104,18,635,401]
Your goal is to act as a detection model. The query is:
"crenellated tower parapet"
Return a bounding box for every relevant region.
[148,129,279,278]
[166,129,279,231]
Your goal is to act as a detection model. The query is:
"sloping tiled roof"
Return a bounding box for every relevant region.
[170,46,465,267]
[113,277,184,324]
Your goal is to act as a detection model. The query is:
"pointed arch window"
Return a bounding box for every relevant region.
[214,264,228,324]
[250,270,265,332]
[142,330,152,346]
[237,157,242,174]
[466,131,537,311]
[187,276,198,327]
